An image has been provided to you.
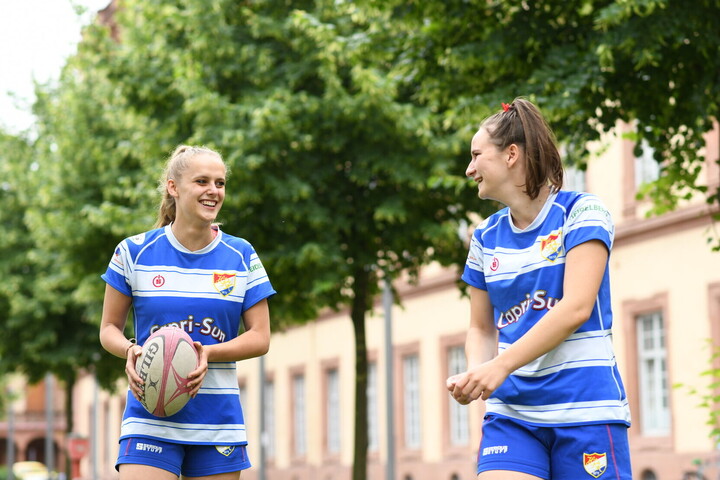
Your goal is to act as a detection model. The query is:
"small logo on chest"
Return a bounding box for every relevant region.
[213,273,236,296]
[539,229,563,262]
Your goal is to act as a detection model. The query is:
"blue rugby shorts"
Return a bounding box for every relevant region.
[477,415,632,479]
[117,437,251,477]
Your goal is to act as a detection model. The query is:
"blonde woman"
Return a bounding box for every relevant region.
[100,145,275,480]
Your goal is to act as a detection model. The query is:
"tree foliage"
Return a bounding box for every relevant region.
[2,1,480,478]
[1,0,719,476]
[393,0,719,212]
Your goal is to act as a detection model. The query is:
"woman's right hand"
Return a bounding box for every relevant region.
[125,345,144,401]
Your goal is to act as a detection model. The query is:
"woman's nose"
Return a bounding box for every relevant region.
[465,159,475,178]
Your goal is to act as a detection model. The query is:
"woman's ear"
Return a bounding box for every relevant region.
[167,179,179,198]
[506,144,520,168]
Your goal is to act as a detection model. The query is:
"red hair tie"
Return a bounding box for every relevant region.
[501,102,511,112]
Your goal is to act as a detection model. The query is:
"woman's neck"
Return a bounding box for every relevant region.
[170,219,216,252]
[507,186,551,230]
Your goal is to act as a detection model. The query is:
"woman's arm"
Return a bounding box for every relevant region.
[99,283,144,400]
[99,284,134,357]
[452,239,609,403]
[203,298,271,362]
[448,285,497,404]
[187,298,271,394]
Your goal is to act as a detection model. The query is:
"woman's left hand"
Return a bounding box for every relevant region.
[450,357,511,404]
[188,341,209,398]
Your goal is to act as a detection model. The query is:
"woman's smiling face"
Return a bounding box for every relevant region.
[466,127,510,202]
[168,153,226,225]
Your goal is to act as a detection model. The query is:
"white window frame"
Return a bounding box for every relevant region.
[326,368,341,454]
[403,354,421,449]
[447,345,470,446]
[563,164,587,192]
[263,379,276,458]
[634,138,661,188]
[636,311,670,436]
[292,374,307,456]
[367,362,379,452]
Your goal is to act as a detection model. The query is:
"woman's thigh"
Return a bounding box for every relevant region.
[478,471,543,480]
[120,464,179,480]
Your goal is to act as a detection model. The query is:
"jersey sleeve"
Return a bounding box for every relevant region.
[564,194,614,253]
[242,246,276,312]
[461,229,488,290]
[101,241,133,296]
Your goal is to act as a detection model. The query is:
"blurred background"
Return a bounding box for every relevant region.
[1,1,719,479]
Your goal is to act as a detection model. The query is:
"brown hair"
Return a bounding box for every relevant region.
[154,145,226,228]
[480,98,563,199]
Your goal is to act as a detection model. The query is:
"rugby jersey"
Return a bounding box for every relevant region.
[102,224,276,444]
[462,190,630,427]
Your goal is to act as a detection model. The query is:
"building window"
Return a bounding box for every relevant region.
[263,379,276,459]
[447,345,470,446]
[636,311,670,435]
[634,138,660,189]
[367,362,379,452]
[564,165,587,192]
[326,368,341,454]
[292,373,307,456]
[403,354,421,449]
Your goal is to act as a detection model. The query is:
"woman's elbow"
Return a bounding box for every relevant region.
[258,339,270,356]
[566,302,595,329]
[256,330,271,356]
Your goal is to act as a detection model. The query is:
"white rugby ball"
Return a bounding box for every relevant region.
[135,326,199,417]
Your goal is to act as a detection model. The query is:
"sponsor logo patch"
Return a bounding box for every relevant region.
[213,273,236,296]
[136,442,163,454]
[482,445,508,456]
[583,452,607,478]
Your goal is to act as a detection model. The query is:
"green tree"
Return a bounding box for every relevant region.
[391,0,720,454]
[0,110,127,458]
[104,2,483,478]
[393,0,719,213]
[3,1,483,479]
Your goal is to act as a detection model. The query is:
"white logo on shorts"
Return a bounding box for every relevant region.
[482,445,508,456]
[136,442,163,454]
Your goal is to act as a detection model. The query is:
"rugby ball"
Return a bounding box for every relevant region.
[135,326,199,417]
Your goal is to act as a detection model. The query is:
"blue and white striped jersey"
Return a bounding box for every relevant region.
[102,225,276,445]
[462,190,630,427]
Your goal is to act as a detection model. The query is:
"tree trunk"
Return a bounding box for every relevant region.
[63,370,76,480]
[351,267,370,480]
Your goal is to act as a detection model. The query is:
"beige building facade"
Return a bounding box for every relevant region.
[2,124,720,480]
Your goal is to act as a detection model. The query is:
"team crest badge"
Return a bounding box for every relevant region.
[539,229,563,261]
[213,273,236,296]
[583,452,607,478]
[216,446,235,457]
